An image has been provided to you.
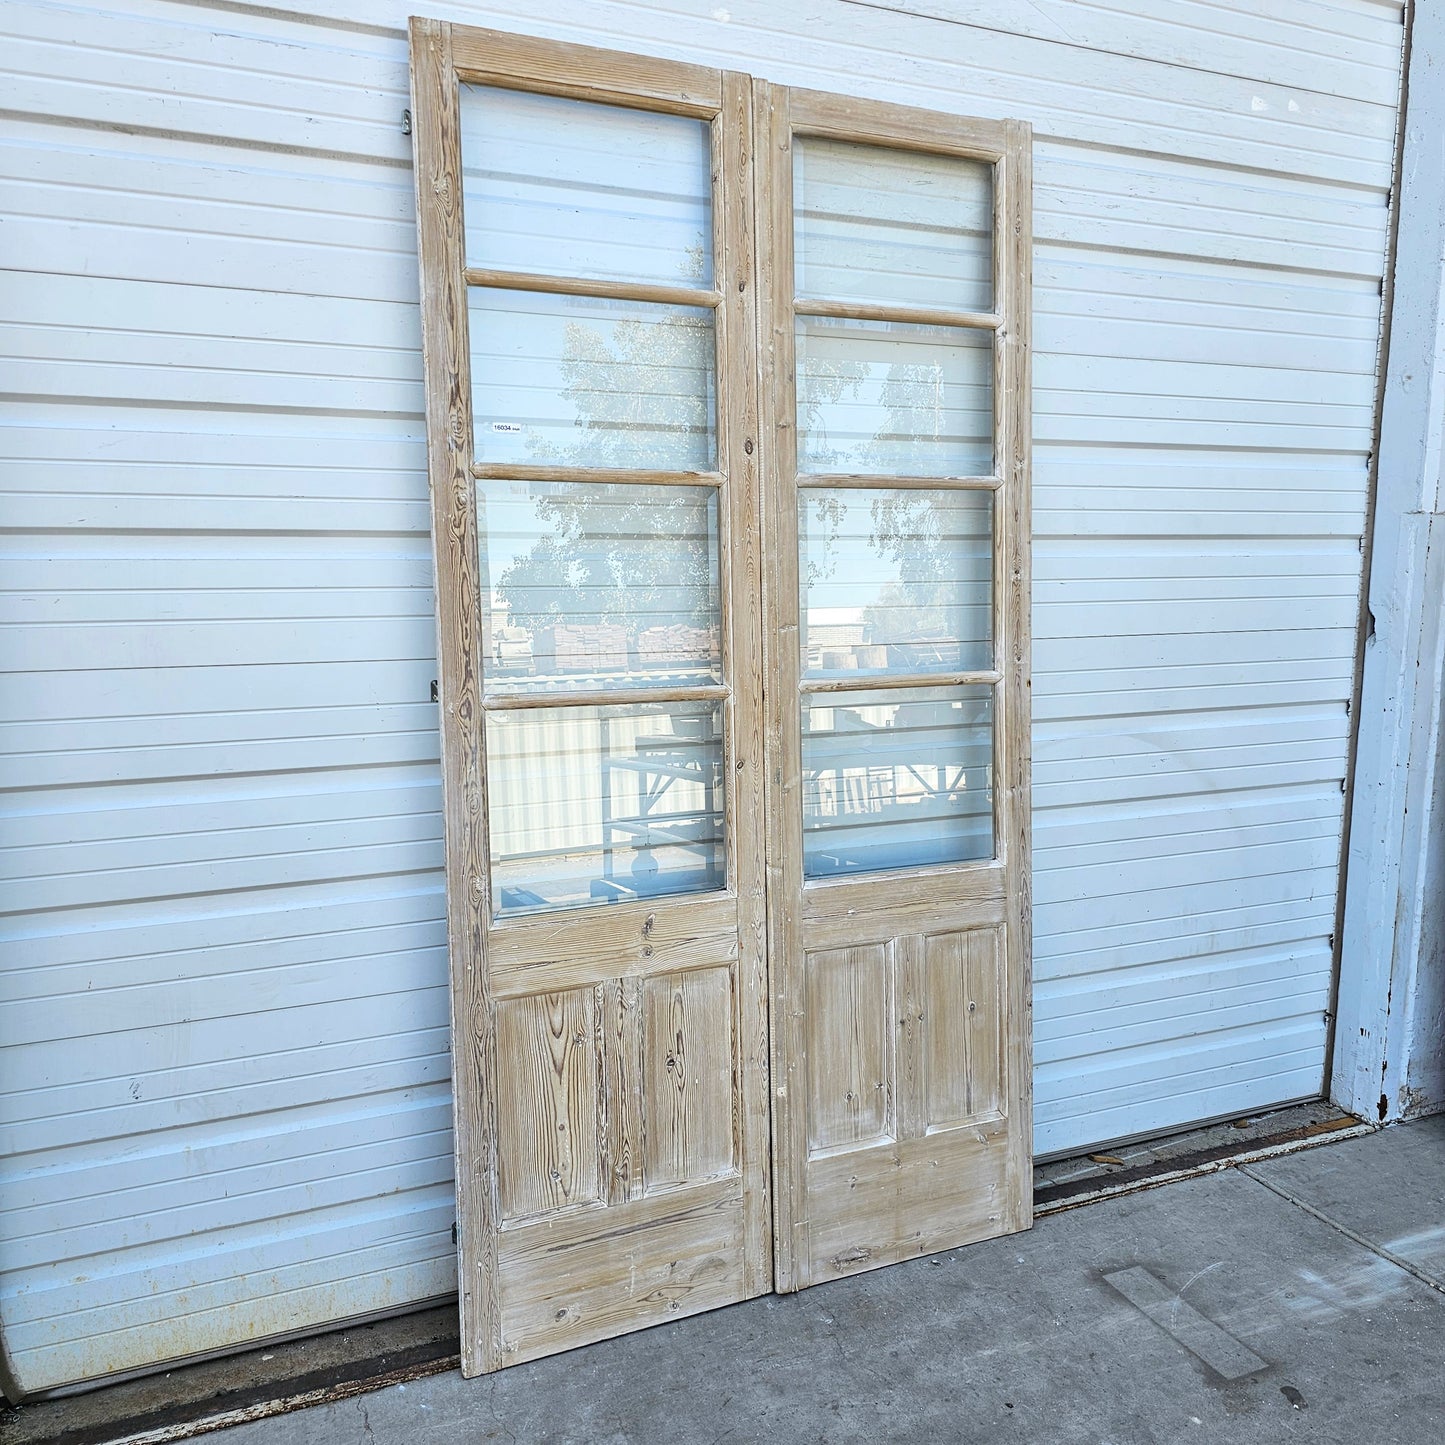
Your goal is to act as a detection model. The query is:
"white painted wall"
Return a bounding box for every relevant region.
[0,0,1403,1396]
[1335,0,1445,1125]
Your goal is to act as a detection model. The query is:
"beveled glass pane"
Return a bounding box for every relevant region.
[800,490,992,677]
[471,289,716,470]
[480,481,721,692]
[795,317,992,477]
[802,686,993,878]
[488,701,725,915]
[794,137,992,313]
[460,84,713,288]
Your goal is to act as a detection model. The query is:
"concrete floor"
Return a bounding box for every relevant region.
[190,1115,1445,1445]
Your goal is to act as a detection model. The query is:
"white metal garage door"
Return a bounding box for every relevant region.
[0,0,1400,1397]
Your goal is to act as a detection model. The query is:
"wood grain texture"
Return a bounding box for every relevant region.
[450,26,722,115]
[472,463,723,486]
[803,1123,1009,1278]
[408,15,501,1377]
[801,863,1006,925]
[801,897,1007,954]
[494,990,601,1222]
[718,67,774,1297]
[893,935,927,1141]
[755,77,809,1293]
[495,1184,743,1365]
[795,472,1001,491]
[418,17,1032,1353]
[414,21,770,1373]
[794,295,1000,331]
[1000,118,1035,1234]
[599,977,644,1204]
[488,894,740,994]
[481,683,730,711]
[643,967,735,1188]
[760,89,1034,1290]
[800,669,1001,696]
[805,946,893,1153]
[924,928,1004,1126]
[464,267,719,310]
[785,86,1011,161]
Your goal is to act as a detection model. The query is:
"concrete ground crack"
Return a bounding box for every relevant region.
[1238,1164,1445,1297]
[484,1391,518,1444]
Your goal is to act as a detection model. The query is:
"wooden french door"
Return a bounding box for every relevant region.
[757,87,1034,1289]
[410,19,1031,1375]
[410,21,771,1374]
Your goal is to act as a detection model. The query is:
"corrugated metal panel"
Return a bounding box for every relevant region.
[0,0,1402,1394]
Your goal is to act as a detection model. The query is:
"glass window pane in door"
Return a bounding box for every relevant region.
[799,490,992,677]
[487,701,725,915]
[795,317,992,477]
[801,686,993,877]
[460,85,714,289]
[471,289,717,470]
[480,481,722,692]
[794,137,992,314]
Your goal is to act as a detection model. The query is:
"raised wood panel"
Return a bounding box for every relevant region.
[804,945,893,1153]
[494,989,602,1223]
[642,966,736,1189]
[924,927,1005,1127]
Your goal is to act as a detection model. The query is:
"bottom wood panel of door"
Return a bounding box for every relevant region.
[786,915,1032,1287]
[480,950,770,1368]
[495,1181,747,1365]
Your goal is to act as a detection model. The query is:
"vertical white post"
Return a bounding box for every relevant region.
[1334,4,1445,1122]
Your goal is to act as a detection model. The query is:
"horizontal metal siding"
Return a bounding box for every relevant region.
[0,0,1401,1394]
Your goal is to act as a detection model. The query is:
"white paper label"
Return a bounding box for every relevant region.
[491,421,523,433]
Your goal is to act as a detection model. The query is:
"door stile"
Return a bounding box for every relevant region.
[408,16,502,1375]
[999,120,1034,1232]
[754,78,809,1293]
[717,69,773,1296]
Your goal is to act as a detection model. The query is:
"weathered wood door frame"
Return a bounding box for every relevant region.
[411,15,1032,1373]
[410,18,771,1375]
[756,83,1034,1291]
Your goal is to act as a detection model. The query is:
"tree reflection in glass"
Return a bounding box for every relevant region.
[800,489,992,678]
[795,318,992,478]
[481,482,722,689]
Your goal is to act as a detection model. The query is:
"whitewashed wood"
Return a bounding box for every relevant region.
[759,86,1034,1289]
[0,0,1402,1396]
[409,14,504,1375]
[409,21,770,1374]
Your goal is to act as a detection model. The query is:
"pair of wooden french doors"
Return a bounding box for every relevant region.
[410,18,1032,1375]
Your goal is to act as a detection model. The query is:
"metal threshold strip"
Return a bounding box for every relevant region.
[1033,1100,1372,1217]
